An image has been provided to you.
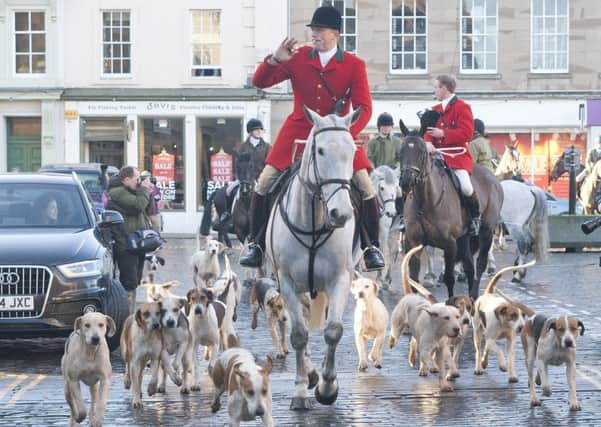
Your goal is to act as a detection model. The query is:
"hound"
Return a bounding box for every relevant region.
[62,313,115,427]
[191,237,224,288]
[121,302,182,408]
[207,254,241,349]
[210,348,273,427]
[249,277,289,359]
[350,276,389,371]
[521,314,585,410]
[473,260,536,383]
[144,251,165,283]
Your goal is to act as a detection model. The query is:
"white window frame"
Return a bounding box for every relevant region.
[190,10,223,79]
[530,0,569,73]
[320,0,358,54]
[12,10,47,77]
[460,0,498,74]
[389,0,428,75]
[100,10,133,78]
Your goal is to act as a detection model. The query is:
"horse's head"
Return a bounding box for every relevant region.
[398,134,429,194]
[495,143,522,179]
[302,106,360,228]
[549,152,565,182]
[372,166,398,218]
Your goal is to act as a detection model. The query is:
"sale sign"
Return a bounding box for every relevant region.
[152,151,176,200]
[210,151,233,183]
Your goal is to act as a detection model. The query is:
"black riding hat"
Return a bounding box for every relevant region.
[377,112,394,128]
[474,118,485,135]
[306,6,342,31]
[246,119,264,133]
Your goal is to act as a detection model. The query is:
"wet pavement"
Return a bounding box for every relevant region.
[1,237,601,426]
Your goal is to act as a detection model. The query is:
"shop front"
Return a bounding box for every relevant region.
[63,95,270,234]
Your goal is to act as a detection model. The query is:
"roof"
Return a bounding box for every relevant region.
[0,173,80,185]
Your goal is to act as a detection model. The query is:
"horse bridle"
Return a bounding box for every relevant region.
[375,180,396,217]
[297,126,353,204]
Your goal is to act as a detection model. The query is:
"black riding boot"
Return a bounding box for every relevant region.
[239,193,268,267]
[465,192,481,236]
[395,196,405,232]
[363,198,385,271]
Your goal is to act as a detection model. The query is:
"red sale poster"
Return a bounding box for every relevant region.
[210,151,233,183]
[152,151,175,200]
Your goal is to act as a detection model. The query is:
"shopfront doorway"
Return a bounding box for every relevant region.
[6,117,42,172]
[81,118,126,168]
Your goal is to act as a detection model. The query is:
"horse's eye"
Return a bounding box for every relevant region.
[317,148,324,155]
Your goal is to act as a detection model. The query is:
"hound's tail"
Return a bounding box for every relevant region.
[307,292,328,332]
[401,245,422,295]
[484,260,536,294]
[495,289,536,317]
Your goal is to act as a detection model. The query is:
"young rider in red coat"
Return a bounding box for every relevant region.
[424,74,480,235]
[239,6,385,270]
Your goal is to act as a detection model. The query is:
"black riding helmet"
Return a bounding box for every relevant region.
[246,119,264,134]
[474,118,485,136]
[377,112,394,129]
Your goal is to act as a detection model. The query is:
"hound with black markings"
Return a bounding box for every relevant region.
[249,277,289,359]
[521,314,585,410]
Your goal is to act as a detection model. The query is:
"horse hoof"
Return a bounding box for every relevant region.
[315,380,338,406]
[290,397,313,410]
[487,267,496,275]
[307,370,319,390]
[457,273,466,282]
[511,277,521,283]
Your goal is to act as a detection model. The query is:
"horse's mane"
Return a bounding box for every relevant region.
[372,165,397,185]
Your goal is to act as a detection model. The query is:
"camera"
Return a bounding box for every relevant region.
[581,216,601,235]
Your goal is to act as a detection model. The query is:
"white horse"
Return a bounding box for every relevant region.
[266,107,360,410]
[371,165,400,288]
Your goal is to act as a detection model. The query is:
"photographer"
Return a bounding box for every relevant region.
[140,170,162,232]
[106,166,152,313]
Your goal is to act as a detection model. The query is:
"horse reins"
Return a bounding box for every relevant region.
[277,125,354,299]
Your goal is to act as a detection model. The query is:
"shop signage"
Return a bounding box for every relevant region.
[152,151,176,201]
[64,110,79,120]
[210,151,233,183]
[78,101,247,116]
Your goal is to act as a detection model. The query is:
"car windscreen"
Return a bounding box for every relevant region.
[73,171,105,198]
[0,183,92,229]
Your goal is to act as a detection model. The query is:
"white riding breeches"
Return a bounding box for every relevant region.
[255,164,375,200]
[453,169,474,196]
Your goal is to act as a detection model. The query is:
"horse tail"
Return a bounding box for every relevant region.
[484,260,536,294]
[307,292,328,331]
[529,187,549,263]
[401,244,423,295]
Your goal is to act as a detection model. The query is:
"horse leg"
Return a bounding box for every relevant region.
[279,287,312,410]
[512,233,528,283]
[457,235,476,299]
[315,277,349,406]
[475,224,493,292]
[442,244,457,298]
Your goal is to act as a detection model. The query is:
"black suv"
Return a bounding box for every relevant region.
[0,173,129,350]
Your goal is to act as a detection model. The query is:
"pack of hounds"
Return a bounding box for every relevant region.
[61,239,585,426]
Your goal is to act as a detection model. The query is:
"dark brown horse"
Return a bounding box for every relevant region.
[398,133,503,299]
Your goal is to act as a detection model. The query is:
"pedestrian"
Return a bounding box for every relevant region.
[240,5,384,271]
[367,112,402,169]
[106,166,153,313]
[424,74,479,236]
[468,118,495,173]
[140,170,162,232]
[585,135,601,171]
[234,119,271,182]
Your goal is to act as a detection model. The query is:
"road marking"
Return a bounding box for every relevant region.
[0,374,28,401]
[526,291,536,296]
[566,303,575,308]
[551,299,562,304]
[580,364,601,379]
[577,369,601,390]
[580,310,592,315]
[6,374,46,407]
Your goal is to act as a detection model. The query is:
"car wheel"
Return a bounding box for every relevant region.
[102,278,129,352]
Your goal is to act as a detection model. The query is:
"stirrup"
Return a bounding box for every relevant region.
[240,243,264,267]
[362,246,385,272]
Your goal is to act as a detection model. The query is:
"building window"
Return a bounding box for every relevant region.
[14,11,46,74]
[390,0,427,73]
[531,0,569,72]
[191,10,222,77]
[140,118,185,210]
[321,0,357,53]
[102,11,131,75]
[461,0,497,72]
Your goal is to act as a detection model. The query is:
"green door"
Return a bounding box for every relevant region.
[6,117,42,172]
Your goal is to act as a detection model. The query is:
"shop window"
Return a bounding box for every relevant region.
[140,118,185,210]
[14,11,46,74]
[196,117,243,209]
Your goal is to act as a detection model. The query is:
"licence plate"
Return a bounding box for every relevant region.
[0,295,34,311]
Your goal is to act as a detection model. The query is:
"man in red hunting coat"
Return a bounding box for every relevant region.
[239,5,384,270]
[424,74,480,235]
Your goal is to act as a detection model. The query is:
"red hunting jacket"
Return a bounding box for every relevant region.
[252,46,372,172]
[424,96,475,173]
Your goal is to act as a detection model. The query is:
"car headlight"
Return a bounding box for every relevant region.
[58,259,103,279]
